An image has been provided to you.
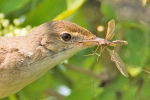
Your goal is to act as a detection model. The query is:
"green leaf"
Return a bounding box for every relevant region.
[17,72,54,99]
[97,89,116,100]
[66,83,97,100]
[51,65,73,88]
[121,22,149,76]
[22,0,66,26]
[122,86,138,100]
[70,10,90,29]
[0,0,30,14]
[138,78,150,99]
[100,3,116,19]
[54,0,85,20]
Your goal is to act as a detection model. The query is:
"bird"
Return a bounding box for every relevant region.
[0,20,105,98]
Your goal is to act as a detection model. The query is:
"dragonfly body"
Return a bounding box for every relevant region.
[101,40,116,46]
[98,19,129,77]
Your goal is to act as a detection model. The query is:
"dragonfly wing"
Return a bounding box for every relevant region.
[108,49,128,77]
[106,19,115,40]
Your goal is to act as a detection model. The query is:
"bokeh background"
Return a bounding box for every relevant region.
[0,0,150,100]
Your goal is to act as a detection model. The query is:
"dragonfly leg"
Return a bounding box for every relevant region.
[84,43,100,56]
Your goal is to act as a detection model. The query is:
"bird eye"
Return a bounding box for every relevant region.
[61,33,71,41]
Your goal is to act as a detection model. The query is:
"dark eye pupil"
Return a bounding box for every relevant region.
[62,33,71,41]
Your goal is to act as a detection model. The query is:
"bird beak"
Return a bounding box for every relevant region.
[79,37,105,47]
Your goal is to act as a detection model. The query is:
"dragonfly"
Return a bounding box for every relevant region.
[95,19,129,77]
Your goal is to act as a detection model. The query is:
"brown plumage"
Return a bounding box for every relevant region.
[0,20,104,98]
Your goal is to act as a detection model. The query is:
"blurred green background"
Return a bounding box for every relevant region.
[0,0,150,100]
